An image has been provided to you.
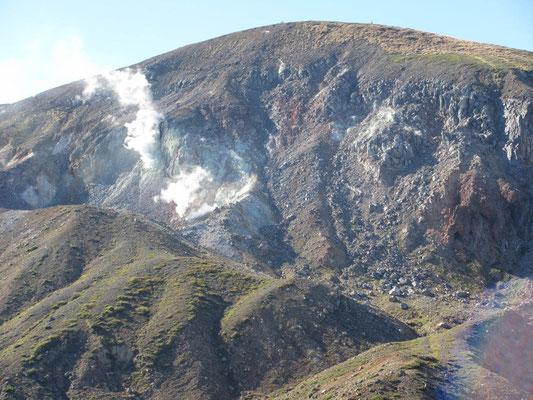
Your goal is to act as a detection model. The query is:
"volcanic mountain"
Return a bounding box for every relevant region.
[0,22,532,399]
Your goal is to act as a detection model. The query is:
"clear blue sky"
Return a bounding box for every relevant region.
[0,0,531,103]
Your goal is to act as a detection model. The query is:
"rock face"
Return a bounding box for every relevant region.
[1,21,532,282]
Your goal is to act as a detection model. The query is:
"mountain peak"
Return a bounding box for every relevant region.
[150,21,533,72]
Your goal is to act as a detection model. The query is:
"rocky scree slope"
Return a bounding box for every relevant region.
[1,22,532,288]
[0,205,416,400]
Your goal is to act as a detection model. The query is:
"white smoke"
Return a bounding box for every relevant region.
[156,166,213,218]
[82,70,256,220]
[364,107,395,138]
[154,156,257,220]
[82,68,161,168]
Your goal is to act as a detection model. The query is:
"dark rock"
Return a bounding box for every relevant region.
[455,291,470,299]
[437,322,452,329]
[389,295,400,303]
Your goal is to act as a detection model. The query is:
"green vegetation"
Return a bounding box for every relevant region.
[390,52,517,71]
[50,300,67,310]
[87,275,163,336]
[25,327,74,363]
[0,203,520,399]
[135,261,264,366]
[134,305,150,315]
[23,367,37,377]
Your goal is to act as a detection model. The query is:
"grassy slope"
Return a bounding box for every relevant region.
[268,295,533,400]
[267,334,445,400]
[277,22,533,70]
[150,21,533,72]
[0,205,417,400]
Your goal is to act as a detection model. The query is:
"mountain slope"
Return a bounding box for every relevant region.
[0,22,532,287]
[0,21,532,399]
[268,279,533,400]
[0,206,416,400]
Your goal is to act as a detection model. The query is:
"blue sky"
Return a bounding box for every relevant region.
[0,0,531,103]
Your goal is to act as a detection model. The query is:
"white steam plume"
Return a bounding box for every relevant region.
[154,160,256,220]
[157,166,213,218]
[82,68,161,168]
[83,70,256,220]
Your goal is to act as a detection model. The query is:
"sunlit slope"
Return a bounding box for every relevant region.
[268,282,533,400]
[0,205,416,399]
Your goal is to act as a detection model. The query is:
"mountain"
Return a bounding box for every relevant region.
[0,205,415,399]
[0,21,532,399]
[270,282,533,400]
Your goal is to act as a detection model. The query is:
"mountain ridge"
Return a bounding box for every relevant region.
[0,205,418,399]
[3,21,532,108]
